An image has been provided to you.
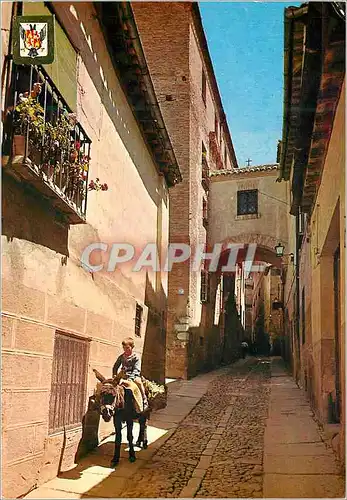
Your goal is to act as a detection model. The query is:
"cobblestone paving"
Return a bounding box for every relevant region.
[120,358,270,498]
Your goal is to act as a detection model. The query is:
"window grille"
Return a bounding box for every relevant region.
[237,190,258,215]
[201,270,210,303]
[203,198,208,227]
[49,332,89,433]
[135,303,143,337]
[298,209,307,235]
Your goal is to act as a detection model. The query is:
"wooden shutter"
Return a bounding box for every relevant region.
[49,332,89,433]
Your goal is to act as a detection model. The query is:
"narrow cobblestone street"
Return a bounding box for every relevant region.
[120,358,269,498]
[26,358,345,499]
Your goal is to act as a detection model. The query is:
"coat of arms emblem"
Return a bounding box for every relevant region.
[20,23,47,58]
[13,15,55,65]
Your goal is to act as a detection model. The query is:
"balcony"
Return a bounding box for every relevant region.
[2,65,91,224]
[209,131,223,170]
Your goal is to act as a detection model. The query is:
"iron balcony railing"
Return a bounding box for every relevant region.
[4,64,91,223]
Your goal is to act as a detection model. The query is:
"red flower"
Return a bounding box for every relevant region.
[88,178,109,192]
[75,141,81,150]
[70,150,78,162]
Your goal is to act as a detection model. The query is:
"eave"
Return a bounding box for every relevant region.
[301,40,345,211]
[95,2,182,188]
[279,2,345,215]
[279,4,308,182]
[210,164,278,180]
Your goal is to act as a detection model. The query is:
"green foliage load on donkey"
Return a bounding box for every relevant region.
[141,377,168,411]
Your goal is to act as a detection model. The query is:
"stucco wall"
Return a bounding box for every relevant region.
[307,80,345,459]
[210,168,289,251]
[1,3,169,497]
[283,80,345,464]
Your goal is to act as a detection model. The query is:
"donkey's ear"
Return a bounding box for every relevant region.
[93,368,106,383]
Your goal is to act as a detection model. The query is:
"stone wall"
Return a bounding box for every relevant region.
[209,168,289,251]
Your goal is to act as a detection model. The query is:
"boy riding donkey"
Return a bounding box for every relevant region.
[93,337,167,464]
[112,337,149,412]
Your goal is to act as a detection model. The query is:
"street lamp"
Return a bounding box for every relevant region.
[275,242,284,257]
[275,242,294,262]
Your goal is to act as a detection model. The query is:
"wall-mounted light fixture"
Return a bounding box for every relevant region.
[275,242,294,262]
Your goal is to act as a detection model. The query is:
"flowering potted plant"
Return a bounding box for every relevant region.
[41,111,73,178]
[13,83,44,157]
[88,178,108,192]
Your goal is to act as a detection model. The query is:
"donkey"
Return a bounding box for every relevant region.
[93,369,150,466]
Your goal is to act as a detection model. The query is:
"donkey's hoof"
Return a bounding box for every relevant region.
[111,459,119,468]
[143,440,148,449]
[129,455,136,463]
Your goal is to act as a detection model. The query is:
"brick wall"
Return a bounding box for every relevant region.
[133,2,235,378]
[133,2,192,379]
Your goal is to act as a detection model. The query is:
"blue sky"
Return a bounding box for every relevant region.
[199,2,299,167]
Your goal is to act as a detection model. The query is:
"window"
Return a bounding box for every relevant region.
[202,142,207,164]
[201,269,210,303]
[201,142,209,191]
[203,197,208,227]
[298,207,308,247]
[202,70,206,105]
[237,190,258,215]
[298,209,307,235]
[135,303,143,337]
[49,332,89,433]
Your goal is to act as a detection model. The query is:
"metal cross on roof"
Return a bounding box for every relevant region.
[246,158,252,167]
